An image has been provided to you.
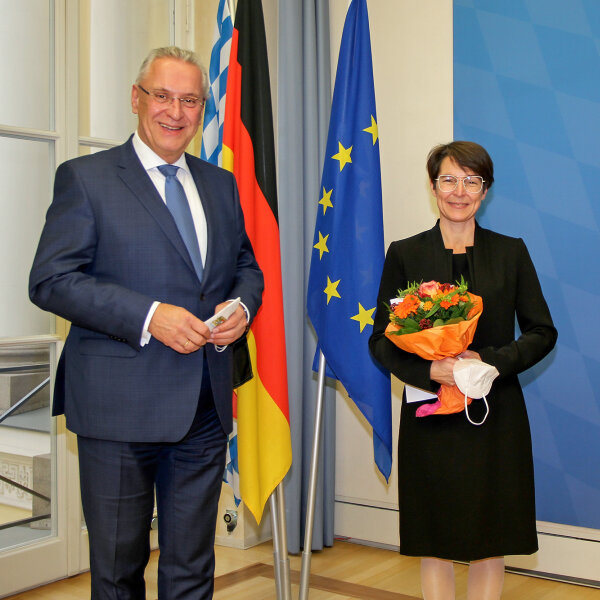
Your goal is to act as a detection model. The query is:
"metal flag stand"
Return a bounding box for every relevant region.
[270,482,292,600]
[298,351,327,600]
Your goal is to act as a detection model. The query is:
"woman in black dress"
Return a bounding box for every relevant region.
[369,141,557,599]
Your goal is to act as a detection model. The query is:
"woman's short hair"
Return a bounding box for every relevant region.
[427,141,494,190]
[136,46,209,99]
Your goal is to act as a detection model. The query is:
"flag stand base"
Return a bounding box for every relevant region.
[215,483,272,549]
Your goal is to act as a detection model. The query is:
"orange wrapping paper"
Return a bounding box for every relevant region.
[384,294,483,416]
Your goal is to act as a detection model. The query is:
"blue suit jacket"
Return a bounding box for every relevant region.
[29,137,263,442]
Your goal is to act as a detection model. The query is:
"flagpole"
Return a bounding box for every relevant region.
[227,0,235,19]
[298,351,327,600]
[269,493,283,598]
[276,483,292,600]
[269,483,291,600]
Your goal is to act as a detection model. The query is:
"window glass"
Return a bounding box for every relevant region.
[0,0,52,130]
[0,341,54,551]
[0,137,54,337]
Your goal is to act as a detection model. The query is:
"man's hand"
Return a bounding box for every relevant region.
[149,303,210,354]
[209,304,248,347]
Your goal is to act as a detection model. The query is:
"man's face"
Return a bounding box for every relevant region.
[131,57,204,164]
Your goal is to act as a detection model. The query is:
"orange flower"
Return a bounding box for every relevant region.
[440,294,460,309]
[423,300,433,311]
[393,294,420,318]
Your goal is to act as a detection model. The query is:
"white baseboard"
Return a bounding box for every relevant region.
[506,522,600,585]
[334,499,600,585]
[335,498,399,547]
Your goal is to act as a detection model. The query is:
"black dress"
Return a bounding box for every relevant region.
[369,222,557,561]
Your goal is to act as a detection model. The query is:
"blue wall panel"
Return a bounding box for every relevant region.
[454,0,600,529]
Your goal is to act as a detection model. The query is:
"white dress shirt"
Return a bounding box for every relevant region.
[133,132,207,346]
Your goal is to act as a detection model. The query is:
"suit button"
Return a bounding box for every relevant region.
[200,294,206,301]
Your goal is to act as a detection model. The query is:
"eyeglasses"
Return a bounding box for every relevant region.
[137,84,204,109]
[435,175,485,194]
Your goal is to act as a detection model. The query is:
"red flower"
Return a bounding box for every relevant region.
[419,318,433,330]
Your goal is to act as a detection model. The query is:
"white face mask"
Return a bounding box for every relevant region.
[453,358,499,425]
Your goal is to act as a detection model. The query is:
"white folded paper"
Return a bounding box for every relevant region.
[405,384,437,404]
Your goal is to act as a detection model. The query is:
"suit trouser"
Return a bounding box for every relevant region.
[77,366,227,600]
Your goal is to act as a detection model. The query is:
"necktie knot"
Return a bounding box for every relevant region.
[158,164,179,178]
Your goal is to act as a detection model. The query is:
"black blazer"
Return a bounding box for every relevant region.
[369,221,557,398]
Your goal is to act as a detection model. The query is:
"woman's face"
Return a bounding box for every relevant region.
[431,157,488,226]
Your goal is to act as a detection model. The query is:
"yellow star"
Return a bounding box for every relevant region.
[313,231,330,260]
[324,276,341,304]
[351,303,376,332]
[319,187,333,215]
[363,115,378,145]
[332,142,353,171]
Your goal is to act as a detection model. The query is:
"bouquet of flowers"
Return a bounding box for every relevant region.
[384,277,483,417]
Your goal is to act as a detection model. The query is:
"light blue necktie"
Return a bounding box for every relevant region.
[158,164,204,281]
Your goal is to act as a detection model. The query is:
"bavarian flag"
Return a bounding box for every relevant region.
[222,0,292,523]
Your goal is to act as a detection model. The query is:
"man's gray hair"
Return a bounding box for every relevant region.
[136,46,209,99]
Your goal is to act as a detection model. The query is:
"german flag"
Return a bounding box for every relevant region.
[222,0,291,523]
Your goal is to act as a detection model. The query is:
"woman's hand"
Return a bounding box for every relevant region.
[430,357,458,387]
[430,350,483,386]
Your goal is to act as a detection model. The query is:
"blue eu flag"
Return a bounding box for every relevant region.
[307,0,392,480]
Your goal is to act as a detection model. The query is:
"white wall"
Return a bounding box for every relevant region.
[330,0,453,546]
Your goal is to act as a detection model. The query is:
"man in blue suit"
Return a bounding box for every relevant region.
[29,46,263,599]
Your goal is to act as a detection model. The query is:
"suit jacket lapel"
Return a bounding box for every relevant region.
[187,157,217,284]
[115,139,199,279]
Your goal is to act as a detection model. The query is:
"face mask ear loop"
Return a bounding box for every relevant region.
[462,364,490,426]
[465,392,489,426]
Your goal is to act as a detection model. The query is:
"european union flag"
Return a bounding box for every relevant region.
[307,0,392,480]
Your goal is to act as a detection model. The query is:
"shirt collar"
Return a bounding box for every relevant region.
[132,131,190,175]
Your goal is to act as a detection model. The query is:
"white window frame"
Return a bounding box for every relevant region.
[0,1,196,594]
